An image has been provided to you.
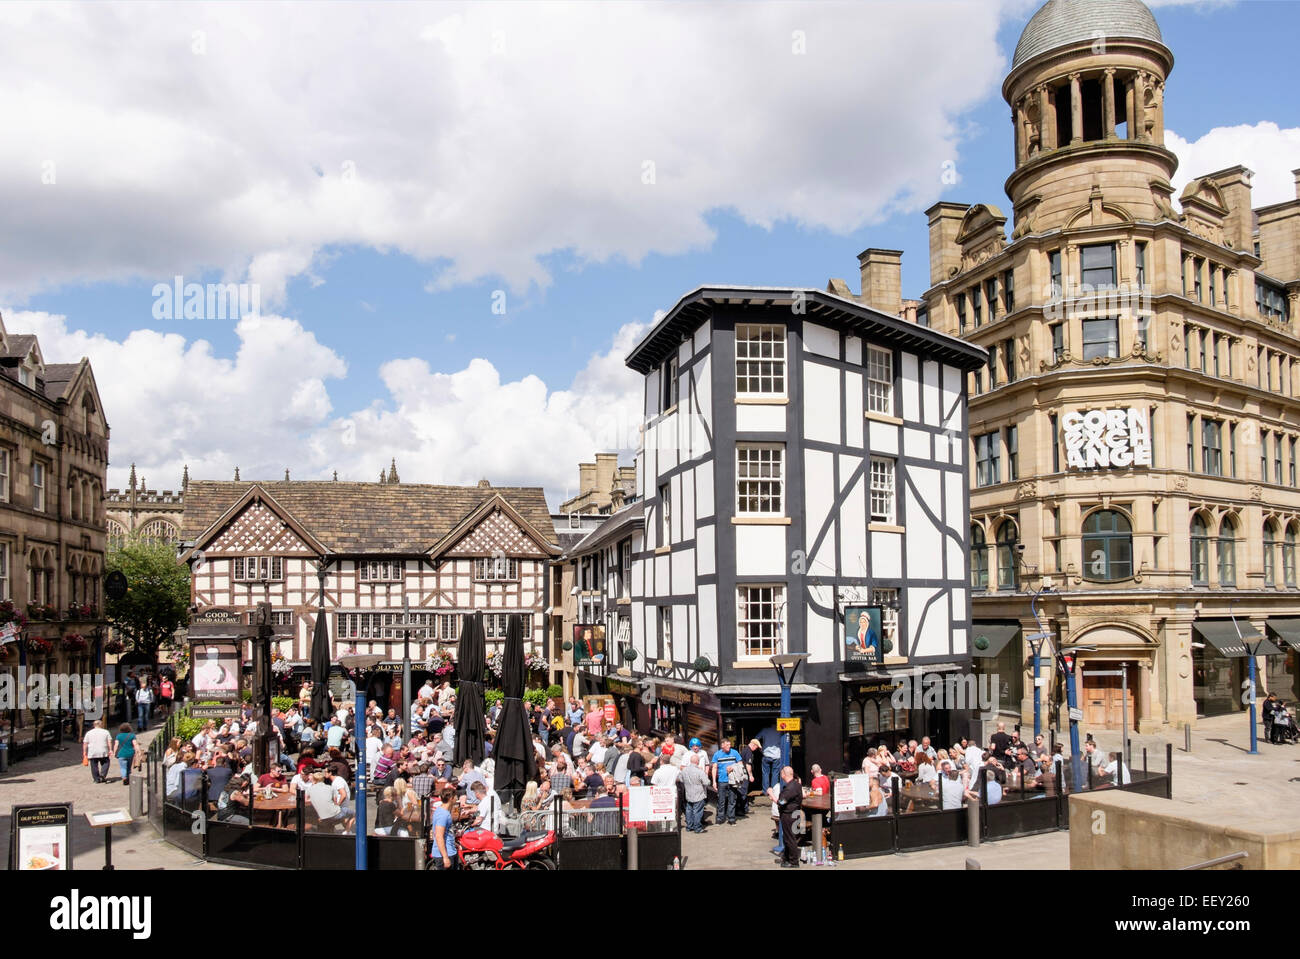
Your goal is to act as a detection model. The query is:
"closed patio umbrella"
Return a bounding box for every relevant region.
[454,611,488,766]
[493,613,537,803]
[309,610,333,724]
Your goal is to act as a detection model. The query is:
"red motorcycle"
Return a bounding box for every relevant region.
[455,828,557,870]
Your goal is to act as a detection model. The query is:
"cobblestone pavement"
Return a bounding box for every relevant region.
[2,711,1293,870]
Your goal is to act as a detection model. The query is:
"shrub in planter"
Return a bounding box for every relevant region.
[545,684,563,700]
[523,688,547,709]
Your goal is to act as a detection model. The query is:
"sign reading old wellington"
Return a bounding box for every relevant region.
[1062,407,1151,470]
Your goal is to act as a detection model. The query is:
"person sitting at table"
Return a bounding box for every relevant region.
[217,775,252,824]
[257,765,290,793]
[1098,752,1131,786]
[307,771,354,831]
[206,756,234,801]
[326,747,352,784]
[290,764,314,793]
[1013,746,1037,780]
[808,763,830,796]
[938,760,966,809]
[1034,756,1058,796]
[296,746,325,776]
[915,753,938,786]
[374,786,400,836]
[965,766,1003,805]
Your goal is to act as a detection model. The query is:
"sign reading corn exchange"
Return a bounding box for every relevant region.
[1063,407,1152,470]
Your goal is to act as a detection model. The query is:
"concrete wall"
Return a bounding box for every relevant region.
[1069,791,1300,869]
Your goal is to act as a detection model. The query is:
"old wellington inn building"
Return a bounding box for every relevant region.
[180,476,558,708]
[622,287,985,772]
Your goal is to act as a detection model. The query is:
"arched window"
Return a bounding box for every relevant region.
[996,520,1020,591]
[1081,510,1132,581]
[1217,516,1237,587]
[138,519,178,546]
[1190,514,1210,586]
[107,520,127,549]
[1263,522,1278,587]
[1286,523,1298,588]
[971,524,989,589]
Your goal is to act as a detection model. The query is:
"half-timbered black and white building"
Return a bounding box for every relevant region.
[622,286,987,771]
[179,478,558,711]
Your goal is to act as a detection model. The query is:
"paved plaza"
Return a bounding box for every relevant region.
[2,711,1294,871]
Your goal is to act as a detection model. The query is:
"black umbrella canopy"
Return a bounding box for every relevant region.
[493,613,538,795]
[310,610,333,722]
[453,611,488,766]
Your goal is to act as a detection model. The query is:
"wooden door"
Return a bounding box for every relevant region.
[1082,670,1137,730]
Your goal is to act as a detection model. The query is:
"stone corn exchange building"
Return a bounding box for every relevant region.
[857,0,1300,732]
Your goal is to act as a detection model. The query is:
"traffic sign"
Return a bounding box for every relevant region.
[776,717,801,732]
[1068,707,1083,722]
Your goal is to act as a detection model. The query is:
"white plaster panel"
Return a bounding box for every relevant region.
[870,530,902,579]
[922,359,941,427]
[735,525,787,577]
[671,604,688,663]
[736,403,786,433]
[804,449,836,575]
[681,468,696,534]
[845,335,862,367]
[655,553,670,592]
[901,352,920,422]
[869,421,898,456]
[844,370,863,449]
[694,320,711,355]
[802,360,841,446]
[908,587,948,658]
[646,371,660,418]
[697,585,718,662]
[679,338,692,367]
[696,459,715,519]
[839,456,867,577]
[950,626,967,657]
[802,321,839,359]
[904,427,930,460]
[697,522,716,577]
[950,588,966,625]
[905,467,943,573]
[671,547,694,591]
[806,586,835,664]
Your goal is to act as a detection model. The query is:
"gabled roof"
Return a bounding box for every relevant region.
[625,285,988,374]
[42,362,83,401]
[565,500,645,559]
[180,480,558,555]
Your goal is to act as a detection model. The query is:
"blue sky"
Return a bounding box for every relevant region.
[2,0,1297,503]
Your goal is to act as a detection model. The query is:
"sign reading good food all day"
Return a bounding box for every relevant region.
[1062,407,1152,470]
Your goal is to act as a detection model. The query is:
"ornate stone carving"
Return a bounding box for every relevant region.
[1249,485,1263,501]
[1173,475,1189,491]
[1017,481,1038,500]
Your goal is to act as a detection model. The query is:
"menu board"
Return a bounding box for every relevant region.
[9,803,73,871]
[832,775,874,816]
[627,785,676,823]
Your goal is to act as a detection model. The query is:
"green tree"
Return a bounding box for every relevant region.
[105,540,190,670]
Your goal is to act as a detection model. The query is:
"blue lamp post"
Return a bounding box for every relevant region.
[339,653,383,870]
[768,654,807,770]
[1229,613,1264,756]
[1056,643,1095,791]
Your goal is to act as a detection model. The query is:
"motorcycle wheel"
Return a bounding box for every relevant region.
[525,856,556,870]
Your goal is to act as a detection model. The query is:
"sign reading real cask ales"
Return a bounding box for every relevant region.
[1063,407,1151,470]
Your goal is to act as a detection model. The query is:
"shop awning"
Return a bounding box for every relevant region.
[1266,618,1300,651]
[971,623,1020,658]
[1193,620,1283,658]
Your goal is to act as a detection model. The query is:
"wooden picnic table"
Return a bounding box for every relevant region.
[230,789,299,828]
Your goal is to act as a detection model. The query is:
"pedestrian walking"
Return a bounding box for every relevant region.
[113,722,138,786]
[83,719,112,783]
[134,682,154,731]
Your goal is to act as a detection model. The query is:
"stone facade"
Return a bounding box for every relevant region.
[558,452,636,516]
[0,312,110,725]
[106,464,186,548]
[851,0,1300,733]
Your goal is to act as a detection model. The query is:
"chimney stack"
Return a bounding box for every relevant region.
[1204,166,1254,253]
[857,249,904,316]
[925,202,969,287]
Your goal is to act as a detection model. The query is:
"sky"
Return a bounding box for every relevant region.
[1,0,1297,508]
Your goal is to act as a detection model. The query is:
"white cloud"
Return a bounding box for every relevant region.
[0,1,1010,304]
[1168,122,1300,209]
[7,305,645,506]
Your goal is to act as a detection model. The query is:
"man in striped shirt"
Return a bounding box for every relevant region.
[373,744,399,788]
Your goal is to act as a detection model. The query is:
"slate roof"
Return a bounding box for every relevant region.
[1012,0,1164,70]
[42,362,82,400]
[181,480,558,554]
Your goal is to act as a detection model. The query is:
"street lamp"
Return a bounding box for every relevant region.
[339,653,383,870]
[1021,575,1056,740]
[1228,605,1265,755]
[768,654,807,770]
[1056,643,1096,790]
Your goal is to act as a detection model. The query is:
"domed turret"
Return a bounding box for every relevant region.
[1003,0,1176,237]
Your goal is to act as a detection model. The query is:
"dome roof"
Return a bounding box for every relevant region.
[1012,0,1164,71]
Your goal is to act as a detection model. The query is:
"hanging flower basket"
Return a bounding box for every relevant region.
[61,633,88,653]
[424,652,456,677]
[272,657,293,677]
[26,636,54,656]
[66,604,93,621]
[103,639,125,656]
